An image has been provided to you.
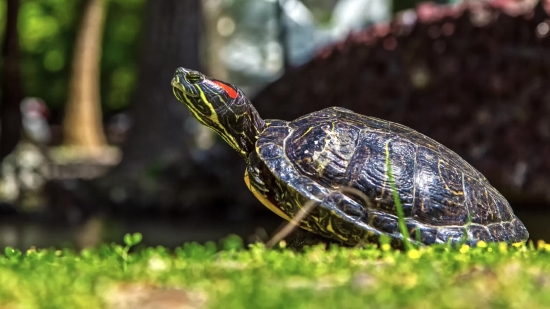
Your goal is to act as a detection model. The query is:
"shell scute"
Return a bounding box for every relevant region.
[464,179,503,225]
[436,227,468,244]
[488,223,508,242]
[369,213,399,235]
[288,121,360,188]
[347,133,416,216]
[412,146,469,226]
[468,225,494,242]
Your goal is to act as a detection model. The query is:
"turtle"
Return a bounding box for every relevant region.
[171,67,529,248]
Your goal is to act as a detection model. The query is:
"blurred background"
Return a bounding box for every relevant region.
[0,0,549,250]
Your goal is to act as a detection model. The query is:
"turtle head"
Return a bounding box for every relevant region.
[172,67,265,161]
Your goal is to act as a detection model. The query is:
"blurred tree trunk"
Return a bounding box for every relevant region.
[62,0,107,153]
[116,0,202,176]
[97,0,204,207]
[276,0,291,71]
[0,0,23,162]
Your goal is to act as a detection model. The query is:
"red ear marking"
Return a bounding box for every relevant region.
[214,81,238,99]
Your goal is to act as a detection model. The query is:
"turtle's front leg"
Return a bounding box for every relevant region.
[244,152,295,222]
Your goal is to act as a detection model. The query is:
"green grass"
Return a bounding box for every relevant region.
[1,234,550,309]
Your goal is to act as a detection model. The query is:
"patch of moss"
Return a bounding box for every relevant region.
[1,235,550,308]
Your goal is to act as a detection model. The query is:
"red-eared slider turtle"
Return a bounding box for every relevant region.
[171,67,529,247]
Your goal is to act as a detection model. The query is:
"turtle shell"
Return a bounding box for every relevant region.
[254,106,529,246]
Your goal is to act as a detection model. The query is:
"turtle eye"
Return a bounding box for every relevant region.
[185,72,204,84]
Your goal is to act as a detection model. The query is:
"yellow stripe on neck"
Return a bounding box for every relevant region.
[182,87,247,158]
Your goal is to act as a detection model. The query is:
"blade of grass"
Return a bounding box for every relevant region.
[266,199,318,248]
[385,139,414,250]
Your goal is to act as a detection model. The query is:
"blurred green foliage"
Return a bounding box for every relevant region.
[0,0,145,117]
[1,239,550,308]
[101,0,144,113]
[0,1,5,38]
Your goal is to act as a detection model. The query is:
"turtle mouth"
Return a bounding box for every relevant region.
[171,78,199,99]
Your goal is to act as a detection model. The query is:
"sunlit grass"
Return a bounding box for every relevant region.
[1,234,550,309]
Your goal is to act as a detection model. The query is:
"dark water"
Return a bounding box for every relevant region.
[514,208,550,244]
[0,216,282,250]
[0,208,548,251]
